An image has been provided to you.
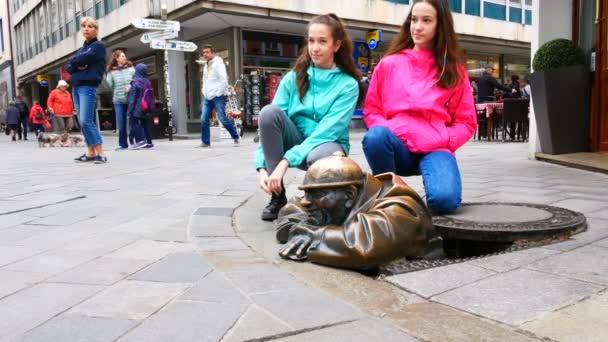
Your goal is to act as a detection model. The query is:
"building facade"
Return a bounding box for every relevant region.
[11,0,532,134]
[0,0,16,118]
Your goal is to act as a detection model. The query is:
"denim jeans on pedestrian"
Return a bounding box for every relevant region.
[73,85,103,147]
[32,124,44,136]
[362,126,462,214]
[201,95,239,145]
[114,103,129,148]
[129,115,145,143]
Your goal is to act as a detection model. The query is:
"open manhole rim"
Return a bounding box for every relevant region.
[432,202,587,242]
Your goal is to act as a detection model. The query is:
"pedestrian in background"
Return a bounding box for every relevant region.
[362,0,476,215]
[28,101,47,136]
[5,101,19,141]
[105,49,139,150]
[15,95,29,140]
[255,13,363,221]
[67,17,107,164]
[127,63,155,149]
[199,44,241,147]
[47,80,75,134]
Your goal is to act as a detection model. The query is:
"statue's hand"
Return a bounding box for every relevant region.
[279,234,312,261]
[275,213,318,243]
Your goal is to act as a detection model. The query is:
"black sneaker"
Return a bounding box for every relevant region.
[261,190,287,221]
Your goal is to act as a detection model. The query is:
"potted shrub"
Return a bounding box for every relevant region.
[530,39,589,154]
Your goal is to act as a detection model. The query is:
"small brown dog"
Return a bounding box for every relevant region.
[37,133,85,148]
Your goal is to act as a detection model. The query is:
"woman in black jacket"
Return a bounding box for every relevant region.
[67,17,107,164]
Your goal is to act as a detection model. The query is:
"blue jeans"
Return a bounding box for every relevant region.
[73,85,103,147]
[114,103,128,148]
[201,95,238,144]
[362,126,462,214]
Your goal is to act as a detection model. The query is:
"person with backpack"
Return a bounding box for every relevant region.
[15,95,29,140]
[28,101,47,136]
[127,63,155,149]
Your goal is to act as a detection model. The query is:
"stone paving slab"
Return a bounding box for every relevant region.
[548,198,608,214]
[0,283,103,340]
[27,207,102,226]
[433,268,603,325]
[3,249,99,274]
[178,271,250,305]
[49,257,152,285]
[192,207,234,217]
[594,237,608,248]
[587,209,608,220]
[0,270,51,299]
[12,315,138,342]
[0,225,57,244]
[104,240,194,261]
[250,287,365,330]
[525,245,608,285]
[223,305,293,342]
[129,252,212,283]
[0,246,44,267]
[69,280,190,320]
[118,300,247,342]
[225,265,308,295]
[61,233,140,255]
[193,237,249,252]
[199,249,268,272]
[467,247,560,273]
[385,263,496,298]
[0,215,36,230]
[275,319,419,342]
[520,290,608,342]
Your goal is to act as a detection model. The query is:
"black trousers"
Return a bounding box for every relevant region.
[17,116,28,139]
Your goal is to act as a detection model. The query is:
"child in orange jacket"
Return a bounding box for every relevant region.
[29,101,47,136]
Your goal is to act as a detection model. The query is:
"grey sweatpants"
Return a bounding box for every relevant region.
[259,104,344,174]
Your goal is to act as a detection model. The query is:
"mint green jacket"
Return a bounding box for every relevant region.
[255,66,359,169]
[104,66,135,104]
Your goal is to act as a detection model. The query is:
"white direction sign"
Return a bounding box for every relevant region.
[150,39,197,52]
[140,30,178,44]
[131,18,180,32]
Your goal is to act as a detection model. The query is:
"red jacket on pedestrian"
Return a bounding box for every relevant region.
[29,104,47,124]
[47,89,74,117]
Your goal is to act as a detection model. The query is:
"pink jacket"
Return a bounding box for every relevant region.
[364,49,476,154]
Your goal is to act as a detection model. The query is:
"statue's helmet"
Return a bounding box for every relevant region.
[299,156,365,190]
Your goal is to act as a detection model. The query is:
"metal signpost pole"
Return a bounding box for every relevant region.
[161,4,174,141]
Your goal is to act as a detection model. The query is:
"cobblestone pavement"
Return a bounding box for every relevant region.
[0,131,606,341]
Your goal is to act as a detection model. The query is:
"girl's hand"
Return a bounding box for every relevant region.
[258,169,270,194]
[268,159,289,195]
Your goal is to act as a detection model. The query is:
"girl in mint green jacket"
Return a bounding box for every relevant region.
[256,13,363,221]
[104,50,136,149]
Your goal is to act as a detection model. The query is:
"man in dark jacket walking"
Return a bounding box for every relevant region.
[476,66,511,103]
[15,96,29,140]
[5,101,20,141]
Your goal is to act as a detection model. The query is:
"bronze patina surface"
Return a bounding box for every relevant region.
[275,156,436,270]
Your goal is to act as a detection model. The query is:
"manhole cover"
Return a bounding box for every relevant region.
[432,202,587,242]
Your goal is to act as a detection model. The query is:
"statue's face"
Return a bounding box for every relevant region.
[302,188,353,226]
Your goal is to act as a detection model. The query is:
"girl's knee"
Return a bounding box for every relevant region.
[427,190,461,215]
[258,105,282,126]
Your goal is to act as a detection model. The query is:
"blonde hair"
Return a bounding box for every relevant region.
[80,17,98,30]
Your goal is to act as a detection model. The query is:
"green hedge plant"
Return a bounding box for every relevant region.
[532,39,585,71]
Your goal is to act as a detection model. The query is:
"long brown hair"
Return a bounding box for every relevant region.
[386,0,465,89]
[293,13,364,105]
[106,49,133,72]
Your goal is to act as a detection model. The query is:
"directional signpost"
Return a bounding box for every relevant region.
[132,9,197,141]
[149,39,197,52]
[140,30,178,44]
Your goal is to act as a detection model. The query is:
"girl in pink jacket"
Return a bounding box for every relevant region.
[362,0,476,214]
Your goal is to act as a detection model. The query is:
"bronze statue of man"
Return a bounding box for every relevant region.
[275,156,436,270]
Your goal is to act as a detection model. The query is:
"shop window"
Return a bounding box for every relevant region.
[525,9,532,25]
[484,1,506,21]
[448,0,461,13]
[465,0,480,16]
